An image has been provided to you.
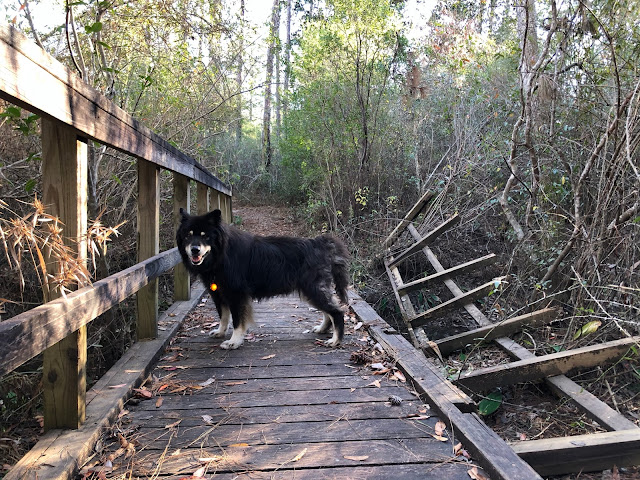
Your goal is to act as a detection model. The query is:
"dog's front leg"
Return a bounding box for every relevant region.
[220,300,253,350]
[312,314,333,334]
[210,303,230,338]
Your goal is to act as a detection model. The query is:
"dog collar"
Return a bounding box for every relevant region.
[210,282,218,292]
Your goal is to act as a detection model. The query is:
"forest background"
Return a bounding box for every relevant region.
[1,0,639,461]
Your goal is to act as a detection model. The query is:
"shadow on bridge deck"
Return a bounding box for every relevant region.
[96,294,480,479]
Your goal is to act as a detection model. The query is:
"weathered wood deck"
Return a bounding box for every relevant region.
[96,294,483,479]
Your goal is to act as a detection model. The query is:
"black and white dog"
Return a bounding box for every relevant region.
[176,209,349,349]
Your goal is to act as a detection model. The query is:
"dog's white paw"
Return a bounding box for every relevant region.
[323,337,341,348]
[220,338,244,350]
[312,324,329,334]
[210,328,227,338]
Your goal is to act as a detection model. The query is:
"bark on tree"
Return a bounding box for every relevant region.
[262,0,280,168]
[236,0,245,148]
[282,0,292,118]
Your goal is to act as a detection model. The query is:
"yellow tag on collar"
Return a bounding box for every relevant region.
[210,283,218,292]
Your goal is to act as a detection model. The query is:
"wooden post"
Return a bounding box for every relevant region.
[197,182,209,215]
[211,189,221,211]
[41,119,88,430]
[173,173,190,301]
[136,159,159,339]
[224,194,233,223]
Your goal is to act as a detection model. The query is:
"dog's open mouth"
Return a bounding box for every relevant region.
[190,252,207,265]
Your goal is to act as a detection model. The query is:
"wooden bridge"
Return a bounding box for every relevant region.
[1,25,639,480]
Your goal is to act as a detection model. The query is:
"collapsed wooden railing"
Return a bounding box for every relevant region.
[0,25,231,431]
[383,192,640,476]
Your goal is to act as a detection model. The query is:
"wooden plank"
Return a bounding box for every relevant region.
[162,463,483,480]
[457,336,640,392]
[512,429,640,476]
[347,289,474,411]
[348,291,541,480]
[408,225,638,431]
[137,385,415,410]
[0,26,230,195]
[423,308,557,356]
[410,277,505,328]
[388,214,459,268]
[153,372,406,394]
[129,418,445,449]
[173,173,190,301]
[110,438,460,475]
[382,190,434,249]
[0,249,180,377]
[41,119,88,430]
[136,159,160,339]
[129,401,422,426]
[368,326,476,413]
[384,258,428,347]
[156,362,356,379]
[4,283,206,480]
[398,254,497,296]
[197,182,209,214]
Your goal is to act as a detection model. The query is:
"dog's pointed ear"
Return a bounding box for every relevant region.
[179,207,190,223]
[206,209,222,226]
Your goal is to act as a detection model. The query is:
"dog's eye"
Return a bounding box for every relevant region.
[188,230,193,235]
[200,232,205,236]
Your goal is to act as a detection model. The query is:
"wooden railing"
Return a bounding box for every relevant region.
[0,25,232,430]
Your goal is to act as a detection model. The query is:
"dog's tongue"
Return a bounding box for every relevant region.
[191,255,202,263]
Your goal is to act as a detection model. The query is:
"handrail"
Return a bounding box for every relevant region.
[0,25,232,430]
[0,248,180,378]
[0,25,230,195]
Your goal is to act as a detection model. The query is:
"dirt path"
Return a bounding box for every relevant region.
[232,204,307,237]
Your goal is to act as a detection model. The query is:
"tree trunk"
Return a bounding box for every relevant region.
[262,0,280,168]
[236,0,245,148]
[282,0,292,118]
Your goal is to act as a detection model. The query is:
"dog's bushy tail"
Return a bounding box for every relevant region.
[328,236,350,305]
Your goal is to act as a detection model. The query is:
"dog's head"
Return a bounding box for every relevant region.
[176,209,225,269]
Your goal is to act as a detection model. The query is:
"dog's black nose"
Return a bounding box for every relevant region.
[191,246,201,255]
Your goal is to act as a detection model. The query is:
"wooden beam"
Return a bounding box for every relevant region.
[0,25,230,195]
[173,173,190,301]
[382,190,434,249]
[410,277,505,328]
[423,308,557,356]
[223,194,233,223]
[388,214,459,268]
[0,249,180,378]
[136,159,160,339]
[41,119,88,430]
[348,290,542,480]
[398,253,497,296]
[512,429,640,476]
[408,224,638,431]
[197,182,210,215]
[457,336,640,392]
[384,259,427,348]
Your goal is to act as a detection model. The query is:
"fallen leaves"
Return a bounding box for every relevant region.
[261,354,276,360]
[223,380,247,386]
[199,377,215,387]
[467,466,489,480]
[431,420,448,441]
[165,419,182,429]
[344,455,369,461]
[291,448,307,462]
[133,388,152,399]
